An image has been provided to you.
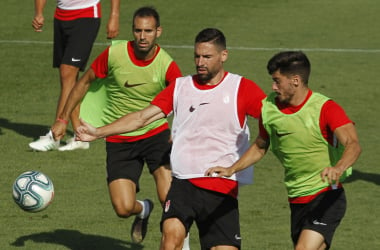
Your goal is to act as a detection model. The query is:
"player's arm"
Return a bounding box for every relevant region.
[321,123,361,185]
[32,0,46,32]
[52,69,96,140]
[106,0,120,39]
[76,105,166,142]
[205,134,269,177]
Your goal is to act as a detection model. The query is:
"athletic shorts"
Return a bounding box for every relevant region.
[290,188,346,249]
[161,177,241,249]
[53,18,100,71]
[105,129,171,191]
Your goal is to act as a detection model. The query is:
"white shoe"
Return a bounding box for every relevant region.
[58,137,89,151]
[29,131,59,152]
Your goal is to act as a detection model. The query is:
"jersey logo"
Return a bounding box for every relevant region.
[189,102,210,112]
[124,80,147,88]
[164,200,171,213]
[71,58,81,62]
[275,131,294,137]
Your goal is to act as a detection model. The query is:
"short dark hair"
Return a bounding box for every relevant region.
[267,51,311,84]
[195,28,226,50]
[133,6,160,27]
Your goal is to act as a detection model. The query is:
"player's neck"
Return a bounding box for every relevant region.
[290,87,310,106]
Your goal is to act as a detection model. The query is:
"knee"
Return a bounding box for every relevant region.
[113,203,134,218]
[161,219,186,249]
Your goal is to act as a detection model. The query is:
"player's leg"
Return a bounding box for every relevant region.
[57,18,100,151]
[196,190,240,250]
[143,129,172,204]
[153,165,172,204]
[106,141,146,217]
[108,178,141,217]
[291,188,347,250]
[160,178,192,249]
[295,229,326,250]
[160,218,187,249]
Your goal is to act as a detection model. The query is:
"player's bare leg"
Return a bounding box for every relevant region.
[153,164,172,204]
[295,229,326,250]
[108,179,141,217]
[57,64,89,151]
[160,218,187,250]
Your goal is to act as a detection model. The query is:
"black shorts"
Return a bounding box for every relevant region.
[53,17,100,71]
[105,130,171,191]
[161,177,241,250]
[290,188,347,249]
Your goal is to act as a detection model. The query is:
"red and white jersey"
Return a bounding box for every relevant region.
[170,73,253,184]
[55,0,101,20]
[57,0,99,10]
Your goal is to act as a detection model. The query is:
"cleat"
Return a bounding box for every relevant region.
[58,137,89,151]
[29,131,59,152]
[131,199,154,243]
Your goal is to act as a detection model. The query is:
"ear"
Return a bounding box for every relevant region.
[156,26,162,38]
[221,49,228,63]
[292,75,301,87]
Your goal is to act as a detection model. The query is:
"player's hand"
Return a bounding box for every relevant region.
[75,119,98,142]
[32,15,44,32]
[320,166,343,186]
[106,15,119,39]
[205,166,234,178]
[51,121,67,141]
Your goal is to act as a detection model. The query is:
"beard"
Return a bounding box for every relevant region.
[196,67,213,84]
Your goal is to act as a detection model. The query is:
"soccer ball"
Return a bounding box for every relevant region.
[12,170,54,212]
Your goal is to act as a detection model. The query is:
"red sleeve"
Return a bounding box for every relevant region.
[90,46,110,78]
[165,61,182,85]
[237,77,266,127]
[320,100,353,144]
[258,115,269,140]
[151,80,176,115]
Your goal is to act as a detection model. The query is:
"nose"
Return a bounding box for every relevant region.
[272,82,278,91]
[196,56,205,66]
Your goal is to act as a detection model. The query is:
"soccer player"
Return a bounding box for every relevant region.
[206,51,362,250]
[29,0,120,151]
[50,6,182,243]
[76,28,266,249]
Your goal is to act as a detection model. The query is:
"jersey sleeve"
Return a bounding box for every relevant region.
[237,77,267,125]
[320,100,353,132]
[165,61,182,85]
[151,80,176,115]
[90,46,110,79]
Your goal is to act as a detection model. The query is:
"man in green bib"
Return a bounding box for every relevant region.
[50,6,182,244]
[206,51,361,250]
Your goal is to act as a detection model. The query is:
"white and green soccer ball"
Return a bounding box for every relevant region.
[13,170,54,212]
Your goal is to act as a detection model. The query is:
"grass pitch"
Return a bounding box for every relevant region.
[0,0,379,249]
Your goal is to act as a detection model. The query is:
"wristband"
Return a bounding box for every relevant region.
[56,118,69,125]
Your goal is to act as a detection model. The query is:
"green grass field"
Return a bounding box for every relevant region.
[1,0,379,249]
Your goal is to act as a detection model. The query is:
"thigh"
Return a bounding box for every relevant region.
[196,190,241,249]
[59,18,100,70]
[108,178,137,213]
[290,188,347,248]
[161,178,195,233]
[140,130,171,174]
[106,142,144,191]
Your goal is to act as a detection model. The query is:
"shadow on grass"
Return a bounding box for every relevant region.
[11,229,144,250]
[0,118,74,139]
[345,169,380,186]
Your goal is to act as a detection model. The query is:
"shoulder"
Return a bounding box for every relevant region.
[239,76,266,98]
